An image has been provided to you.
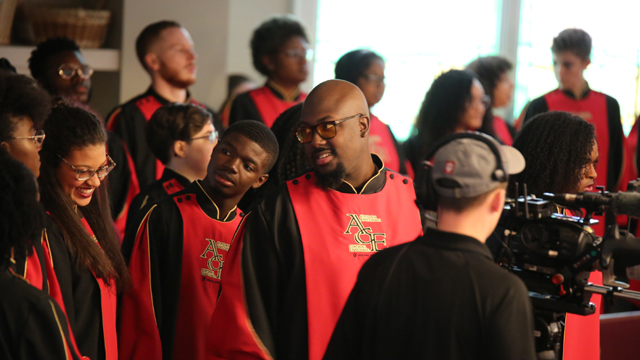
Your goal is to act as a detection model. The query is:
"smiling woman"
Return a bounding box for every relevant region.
[38,99,128,360]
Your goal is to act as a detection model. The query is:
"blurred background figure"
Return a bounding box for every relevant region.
[218,74,258,129]
[403,69,488,176]
[226,15,309,128]
[335,49,408,175]
[466,56,515,145]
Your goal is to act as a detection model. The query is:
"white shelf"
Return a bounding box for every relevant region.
[0,45,120,73]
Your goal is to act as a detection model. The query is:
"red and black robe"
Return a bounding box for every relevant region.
[207,155,423,360]
[118,180,241,360]
[226,81,306,128]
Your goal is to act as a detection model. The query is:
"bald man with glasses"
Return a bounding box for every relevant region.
[207,80,423,360]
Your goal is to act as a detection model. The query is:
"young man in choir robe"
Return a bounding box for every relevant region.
[118,120,278,360]
[520,29,621,360]
[324,132,535,360]
[106,20,221,189]
[207,80,423,360]
[225,15,309,128]
[521,29,624,205]
[123,104,218,235]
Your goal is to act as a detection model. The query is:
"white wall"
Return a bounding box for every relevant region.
[119,0,229,108]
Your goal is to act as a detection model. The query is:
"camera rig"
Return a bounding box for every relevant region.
[495,182,640,359]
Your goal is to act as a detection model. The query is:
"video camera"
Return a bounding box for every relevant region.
[495,181,640,358]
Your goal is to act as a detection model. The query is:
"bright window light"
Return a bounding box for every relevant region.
[314,0,502,141]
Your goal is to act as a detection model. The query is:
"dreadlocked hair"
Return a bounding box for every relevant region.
[38,99,129,291]
[510,111,595,197]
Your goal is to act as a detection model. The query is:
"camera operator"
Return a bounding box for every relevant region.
[510,111,600,360]
[324,132,536,360]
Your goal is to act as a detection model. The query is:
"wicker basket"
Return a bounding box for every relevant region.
[23,6,111,48]
[0,0,19,45]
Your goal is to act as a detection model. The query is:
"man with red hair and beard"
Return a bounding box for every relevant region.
[107,21,221,190]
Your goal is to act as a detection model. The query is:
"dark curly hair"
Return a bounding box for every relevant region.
[251,15,308,76]
[28,37,80,85]
[334,49,384,84]
[510,111,595,197]
[0,150,44,269]
[146,104,213,164]
[39,99,129,290]
[466,56,512,139]
[404,69,477,173]
[240,103,306,211]
[0,73,52,142]
[552,28,591,60]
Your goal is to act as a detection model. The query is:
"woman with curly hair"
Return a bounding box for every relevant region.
[226,15,309,128]
[510,111,601,360]
[466,56,515,145]
[403,69,488,175]
[511,111,598,197]
[39,100,129,360]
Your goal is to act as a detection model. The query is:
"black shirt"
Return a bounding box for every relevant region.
[324,228,537,360]
[0,270,82,360]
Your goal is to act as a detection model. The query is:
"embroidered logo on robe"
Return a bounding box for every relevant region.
[200,238,230,280]
[344,214,387,253]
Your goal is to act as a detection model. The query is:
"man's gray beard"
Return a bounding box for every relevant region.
[315,161,347,189]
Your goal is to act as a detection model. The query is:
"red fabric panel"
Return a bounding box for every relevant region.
[24,245,43,290]
[171,193,240,360]
[493,115,513,146]
[113,140,140,239]
[369,115,400,172]
[162,178,185,195]
[563,271,603,360]
[288,171,423,360]
[80,218,118,360]
[248,86,306,128]
[117,209,163,360]
[206,218,273,360]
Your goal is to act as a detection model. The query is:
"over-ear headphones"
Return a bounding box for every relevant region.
[415,132,507,212]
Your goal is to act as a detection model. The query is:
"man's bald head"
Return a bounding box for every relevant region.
[299,80,376,190]
[301,80,370,127]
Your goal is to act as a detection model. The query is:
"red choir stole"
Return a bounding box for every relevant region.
[369,115,401,172]
[118,189,240,360]
[80,218,118,360]
[207,171,422,360]
[248,86,307,128]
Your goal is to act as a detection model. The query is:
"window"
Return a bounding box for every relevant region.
[314,0,502,141]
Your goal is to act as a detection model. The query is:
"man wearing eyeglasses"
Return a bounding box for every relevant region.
[106,21,221,191]
[123,104,218,235]
[223,15,309,129]
[207,80,423,360]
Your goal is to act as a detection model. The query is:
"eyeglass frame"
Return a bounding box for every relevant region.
[10,129,46,145]
[57,154,116,181]
[294,113,364,144]
[186,131,219,144]
[58,64,94,80]
[280,48,314,61]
